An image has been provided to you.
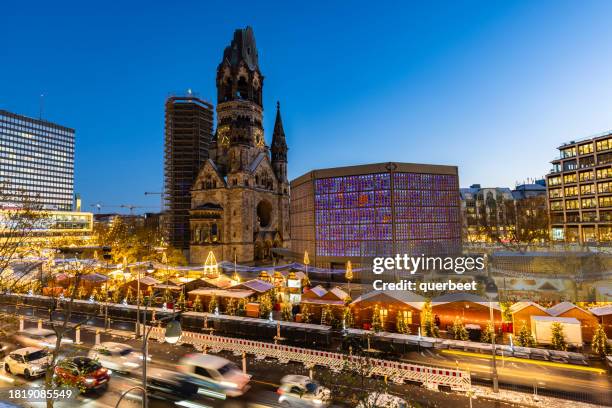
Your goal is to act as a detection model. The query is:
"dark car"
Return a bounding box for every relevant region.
[54,357,110,392]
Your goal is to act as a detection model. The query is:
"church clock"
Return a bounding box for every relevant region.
[253,128,264,148]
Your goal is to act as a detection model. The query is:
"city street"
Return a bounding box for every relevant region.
[0,310,531,408]
[1,303,610,407]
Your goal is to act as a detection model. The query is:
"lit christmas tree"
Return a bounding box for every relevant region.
[551,322,567,351]
[193,295,202,312]
[451,316,469,341]
[480,322,495,344]
[421,300,439,338]
[371,305,383,333]
[516,322,536,348]
[208,294,218,314]
[592,323,610,358]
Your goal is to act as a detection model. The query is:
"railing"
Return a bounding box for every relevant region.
[147,326,471,391]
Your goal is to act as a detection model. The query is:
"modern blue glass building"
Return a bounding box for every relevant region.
[290,162,462,272]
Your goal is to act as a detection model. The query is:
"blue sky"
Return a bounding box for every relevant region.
[2,1,612,212]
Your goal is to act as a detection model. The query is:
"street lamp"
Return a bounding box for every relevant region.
[136,263,155,337]
[115,310,182,408]
[485,278,499,393]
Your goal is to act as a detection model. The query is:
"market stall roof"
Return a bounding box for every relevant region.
[432,292,501,310]
[154,284,182,291]
[547,301,590,316]
[322,287,349,302]
[589,304,612,316]
[231,279,274,293]
[188,288,254,299]
[81,273,108,283]
[304,285,327,298]
[205,274,234,289]
[136,276,160,286]
[351,290,425,310]
[509,301,549,314]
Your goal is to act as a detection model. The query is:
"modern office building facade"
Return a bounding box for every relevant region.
[290,162,462,273]
[0,110,74,210]
[547,131,612,243]
[163,96,214,250]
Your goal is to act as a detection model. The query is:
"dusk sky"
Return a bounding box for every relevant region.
[3,1,612,212]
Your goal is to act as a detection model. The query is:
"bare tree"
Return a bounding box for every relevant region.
[43,257,97,407]
[0,180,48,293]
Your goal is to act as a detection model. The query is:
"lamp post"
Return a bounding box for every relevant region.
[485,278,499,393]
[115,307,181,408]
[136,262,155,337]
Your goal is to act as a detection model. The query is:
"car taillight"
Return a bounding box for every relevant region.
[277,389,284,395]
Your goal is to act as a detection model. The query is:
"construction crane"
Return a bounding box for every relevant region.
[89,203,122,213]
[145,191,165,210]
[120,204,157,215]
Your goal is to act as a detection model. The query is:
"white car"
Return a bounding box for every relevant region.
[357,393,409,408]
[88,342,144,373]
[178,354,251,397]
[277,375,331,407]
[4,347,52,379]
[13,328,72,349]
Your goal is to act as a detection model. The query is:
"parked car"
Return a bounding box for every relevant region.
[54,357,110,392]
[3,347,51,379]
[177,354,251,397]
[356,393,408,408]
[277,375,331,407]
[13,328,72,349]
[87,342,143,373]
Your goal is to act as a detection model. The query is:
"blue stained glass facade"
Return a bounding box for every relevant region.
[313,172,461,258]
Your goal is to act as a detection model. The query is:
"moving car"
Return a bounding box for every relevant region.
[3,347,51,379]
[177,354,251,397]
[87,342,143,373]
[356,393,408,408]
[13,328,72,349]
[146,367,199,401]
[277,375,331,407]
[54,357,110,392]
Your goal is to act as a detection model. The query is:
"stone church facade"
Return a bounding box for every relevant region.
[189,27,290,264]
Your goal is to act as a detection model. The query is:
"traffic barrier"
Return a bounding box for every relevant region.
[150,326,470,391]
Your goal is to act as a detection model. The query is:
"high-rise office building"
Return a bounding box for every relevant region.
[0,109,74,210]
[164,95,214,250]
[547,131,612,243]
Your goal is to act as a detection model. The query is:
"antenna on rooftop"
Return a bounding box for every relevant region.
[39,93,44,120]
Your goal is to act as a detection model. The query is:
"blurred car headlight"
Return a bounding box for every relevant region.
[219,381,238,389]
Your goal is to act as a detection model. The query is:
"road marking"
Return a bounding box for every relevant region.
[251,379,280,388]
[176,400,212,408]
[0,374,15,383]
[441,350,606,374]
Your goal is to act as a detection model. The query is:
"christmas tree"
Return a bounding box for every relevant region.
[125,287,134,304]
[237,298,247,316]
[421,300,439,338]
[225,298,237,316]
[258,293,272,318]
[516,322,536,348]
[321,305,333,325]
[395,311,408,334]
[300,304,312,323]
[281,302,293,321]
[208,294,218,314]
[177,291,186,310]
[450,316,468,340]
[343,306,354,328]
[480,322,495,344]
[592,323,610,358]
[371,305,383,333]
[193,295,202,312]
[551,322,567,351]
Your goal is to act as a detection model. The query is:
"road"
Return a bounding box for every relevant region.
[0,316,529,408]
[1,302,610,407]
